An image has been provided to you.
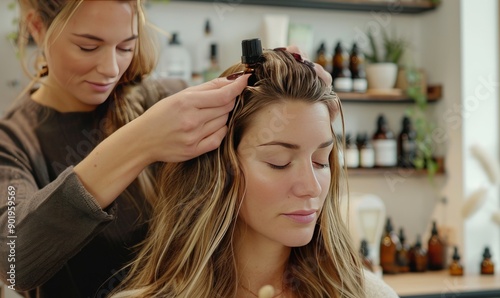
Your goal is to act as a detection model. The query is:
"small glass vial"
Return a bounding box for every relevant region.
[481,247,495,275]
[449,246,464,276]
[397,228,410,273]
[357,132,374,168]
[345,134,359,168]
[409,234,427,272]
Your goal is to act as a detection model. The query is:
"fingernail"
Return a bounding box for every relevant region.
[226,71,245,80]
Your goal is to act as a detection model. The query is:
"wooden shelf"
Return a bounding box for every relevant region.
[346,157,445,176]
[172,0,440,14]
[338,85,442,103]
[346,167,443,176]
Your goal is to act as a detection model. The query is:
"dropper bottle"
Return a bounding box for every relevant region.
[226,38,262,81]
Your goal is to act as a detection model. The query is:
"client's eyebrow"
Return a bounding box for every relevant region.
[72,33,138,42]
[259,139,334,150]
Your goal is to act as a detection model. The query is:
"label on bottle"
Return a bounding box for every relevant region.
[345,148,359,168]
[334,77,353,92]
[400,139,417,167]
[373,139,397,167]
[360,148,375,168]
[353,78,367,93]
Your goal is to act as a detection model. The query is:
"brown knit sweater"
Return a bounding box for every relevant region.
[0,77,187,298]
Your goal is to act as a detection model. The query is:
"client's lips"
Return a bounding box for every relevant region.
[283,210,317,224]
[86,81,114,92]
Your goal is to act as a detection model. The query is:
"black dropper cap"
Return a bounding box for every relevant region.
[204,19,211,35]
[169,32,180,45]
[399,228,406,244]
[385,217,393,233]
[360,239,370,257]
[317,42,326,55]
[241,38,262,65]
[431,221,438,236]
[483,247,492,259]
[415,234,422,248]
[377,114,387,127]
[452,246,461,261]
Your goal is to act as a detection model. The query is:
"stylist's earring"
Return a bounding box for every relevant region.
[35,50,48,77]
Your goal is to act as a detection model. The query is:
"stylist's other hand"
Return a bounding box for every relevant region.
[137,74,249,163]
[286,45,332,87]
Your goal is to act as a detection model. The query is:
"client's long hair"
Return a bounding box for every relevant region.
[111,49,364,297]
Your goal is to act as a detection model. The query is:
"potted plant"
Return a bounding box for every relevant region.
[364,28,408,91]
[404,67,439,179]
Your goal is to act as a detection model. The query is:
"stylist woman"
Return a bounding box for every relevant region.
[0,1,248,297]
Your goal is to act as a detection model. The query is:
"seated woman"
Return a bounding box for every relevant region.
[111,46,399,298]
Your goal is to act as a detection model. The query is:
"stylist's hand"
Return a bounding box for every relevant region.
[137,74,249,163]
[286,45,332,86]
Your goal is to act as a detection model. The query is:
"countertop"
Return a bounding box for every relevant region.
[383,270,500,298]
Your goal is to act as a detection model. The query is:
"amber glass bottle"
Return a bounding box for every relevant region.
[427,221,445,270]
[349,43,367,93]
[315,42,328,69]
[409,234,427,272]
[481,247,495,275]
[331,41,352,92]
[397,228,410,273]
[380,218,400,274]
[449,246,464,276]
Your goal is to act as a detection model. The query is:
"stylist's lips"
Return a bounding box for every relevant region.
[86,81,114,93]
[283,210,317,224]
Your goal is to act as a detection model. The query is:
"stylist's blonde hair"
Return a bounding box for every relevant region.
[111,49,365,297]
[17,0,160,203]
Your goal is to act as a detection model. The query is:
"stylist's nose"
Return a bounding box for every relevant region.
[292,162,322,199]
[96,48,119,78]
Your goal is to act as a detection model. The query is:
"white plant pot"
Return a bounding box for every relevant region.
[366,63,398,90]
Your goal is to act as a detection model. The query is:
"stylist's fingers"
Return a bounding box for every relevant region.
[192,74,250,108]
[195,112,231,152]
[196,125,228,154]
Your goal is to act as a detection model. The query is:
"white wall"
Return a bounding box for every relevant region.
[460,0,499,274]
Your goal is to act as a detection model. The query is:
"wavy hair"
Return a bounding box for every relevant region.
[16,0,160,204]
[111,49,365,297]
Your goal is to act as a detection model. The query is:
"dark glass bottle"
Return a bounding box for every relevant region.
[397,116,417,168]
[203,43,221,82]
[380,217,400,274]
[349,43,367,93]
[427,221,445,270]
[397,228,410,273]
[331,41,352,92]
[360,239,374,272]
[481,247,495,275]
[315,42,328,69]
[449,246,464,276]
[409,234,427,272]
[372,114,397,167]
[357,132,375,168]
[345,133,359,168]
